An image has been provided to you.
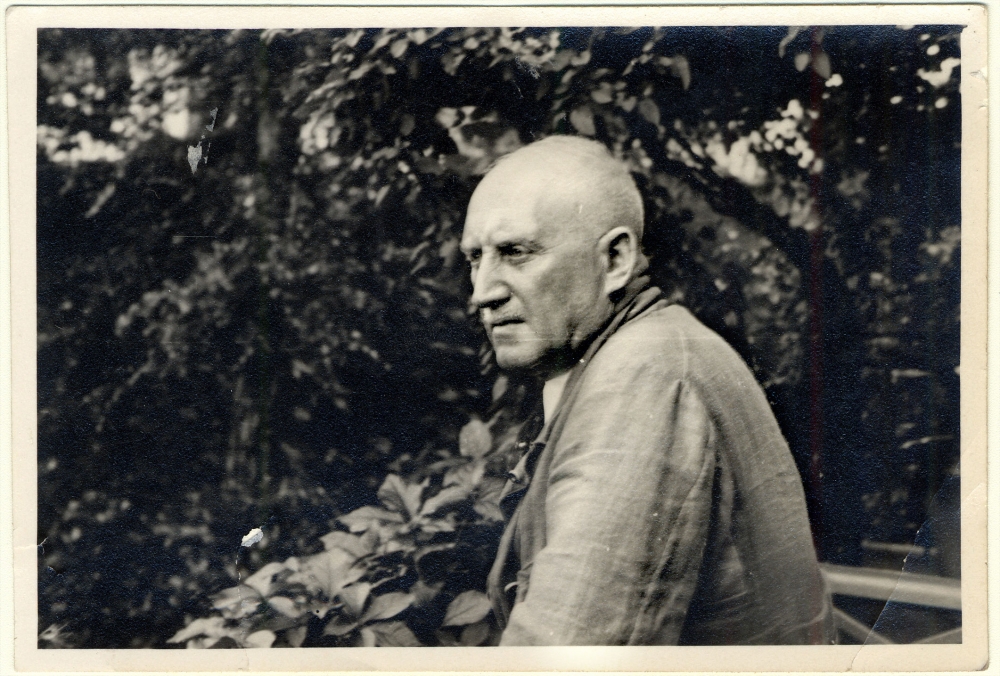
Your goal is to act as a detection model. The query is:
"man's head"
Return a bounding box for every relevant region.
[461,135,645,379]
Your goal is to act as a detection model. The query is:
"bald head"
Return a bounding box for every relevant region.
[476,136,645,243]
[461,136,647,378]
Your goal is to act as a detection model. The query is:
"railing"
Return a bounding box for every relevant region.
[820,563,961,644]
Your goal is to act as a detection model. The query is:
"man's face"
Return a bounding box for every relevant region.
[461,167,613,379]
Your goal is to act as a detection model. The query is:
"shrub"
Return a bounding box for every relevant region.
[168,414,520,648]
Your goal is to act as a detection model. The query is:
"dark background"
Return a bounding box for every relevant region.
[37,26,961,647]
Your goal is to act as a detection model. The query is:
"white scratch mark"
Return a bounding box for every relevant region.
[188,108,219,174]
[187,144,203,174]
[241,527,264,548]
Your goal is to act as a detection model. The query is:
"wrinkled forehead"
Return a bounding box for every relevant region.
[462,161,594,247]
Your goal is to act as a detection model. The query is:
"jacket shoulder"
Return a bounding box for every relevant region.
[590,304,752,386]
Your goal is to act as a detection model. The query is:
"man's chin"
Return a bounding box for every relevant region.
[494,346,572,380]
[493,349,541,373]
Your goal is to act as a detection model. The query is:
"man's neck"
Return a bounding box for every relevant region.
[542,370,572,424]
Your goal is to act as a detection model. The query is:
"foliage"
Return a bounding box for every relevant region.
[37,26,961,648]
[169,415,508,648]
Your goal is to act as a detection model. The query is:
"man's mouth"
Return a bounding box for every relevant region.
[488,317,523,330]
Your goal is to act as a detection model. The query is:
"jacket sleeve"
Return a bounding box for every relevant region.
[500,350,719,645]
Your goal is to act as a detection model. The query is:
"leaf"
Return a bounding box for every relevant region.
[390,38,409,59]
[569,106,596,136]
[812,51,832,79]
[441,591,492,627]
[210,585,261,619]
[360,592,413,623]
[289,547,358,598]
[262,614,303,633]
[359,627,377,647]
[418,516,456,533]
[443,458,485,490]
[286,625,308,648]
[168,616,227,644]
[434,628,461,647]
[458,418,492,458]
[409,579,444,606]
[590,82,614,104]
[243,561,287,597]
[473,499,505,523]
[339,582,372,618]
[778,26,803,58]
[267,596,300,618]
[419,484,472,516]
[667,55,691,90]
[244,629,276,648]
[377,474,425,517]
[324,615,359,637]
[794,52,811,72]
[338,505,405,533]
[460,620,490,646]
[320,530,376,558]
[639,98,660,126]
[369,621,422,647]
[208,636,241,649]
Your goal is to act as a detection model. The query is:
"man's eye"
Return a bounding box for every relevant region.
[499,245,530,261]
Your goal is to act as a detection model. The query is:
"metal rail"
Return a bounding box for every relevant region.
[820,563,961,610]
[819,564,961,644]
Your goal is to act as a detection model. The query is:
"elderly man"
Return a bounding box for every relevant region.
[461,135,833,645]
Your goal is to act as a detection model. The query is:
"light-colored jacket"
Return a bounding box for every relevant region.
[487,286,833,645]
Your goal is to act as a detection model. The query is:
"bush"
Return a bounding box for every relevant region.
[167,406,529,647]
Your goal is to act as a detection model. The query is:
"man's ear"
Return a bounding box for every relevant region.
[598,226,639,297]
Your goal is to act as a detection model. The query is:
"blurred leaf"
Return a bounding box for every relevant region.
[442,590,491,626]
[266,595,300,618]
[360,592,412,623]
[590,82,614,104]
[778,27,803,58]
[209,636,241,649]
[359,627,377,647]
[569,106,596,136]
[377,474,425,518]
[286,625,308,647]
[323,616,358,637]
[443,458,486,490]
[667,55,691,89]
[339,506,405,533]
[211,585,261,618]
[320,530,377,558]
[459,620,490,646]
[339,581,372,617]
[420,484,472,516]
[638,98,660,126]
[458,418,492,458]
[369,620,421,647]
[473,499,505,523]
[813,51,832,79]
[167,616,229,644]
[244,629,276,648]
[243,561,287,597]
[289,548,360,599]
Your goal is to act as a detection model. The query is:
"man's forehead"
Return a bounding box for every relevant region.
[461,200,540,249]
[461,150,611,250]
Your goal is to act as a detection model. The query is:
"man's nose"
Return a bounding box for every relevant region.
[470,256,509,310]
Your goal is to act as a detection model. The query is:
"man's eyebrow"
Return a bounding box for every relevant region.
[496,236,540,250]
